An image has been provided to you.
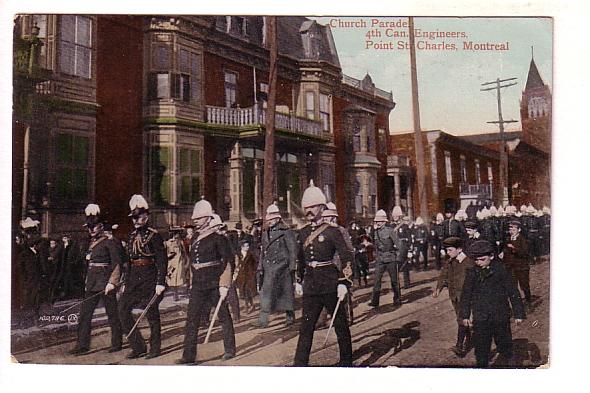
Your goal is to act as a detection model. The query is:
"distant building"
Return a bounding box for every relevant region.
[389,130,502,217]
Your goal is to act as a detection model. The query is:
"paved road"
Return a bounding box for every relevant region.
[11,257,549,368]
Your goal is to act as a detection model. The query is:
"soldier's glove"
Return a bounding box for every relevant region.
[104,283,115,295]
[407,252,414,258]
[337,284,348,301]
[294,283,303,296]
[155,285,166,296]
[219,286,229,300]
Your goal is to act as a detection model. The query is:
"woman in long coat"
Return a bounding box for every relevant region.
[165,227,190,300]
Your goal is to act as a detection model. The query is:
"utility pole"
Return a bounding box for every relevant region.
[408,17,428,221]
[263,16,278,223]
[481,77,518,206]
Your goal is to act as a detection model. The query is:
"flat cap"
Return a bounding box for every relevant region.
[464,221,478,230]
[442,236,463,248]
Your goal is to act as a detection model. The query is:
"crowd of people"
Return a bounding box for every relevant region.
[13,186,550,367]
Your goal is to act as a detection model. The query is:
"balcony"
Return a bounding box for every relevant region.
[205,104,324,137]
[460,183,491,198]
[342,74,394,102]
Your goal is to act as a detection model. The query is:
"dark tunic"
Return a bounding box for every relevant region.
[443,218,466,240]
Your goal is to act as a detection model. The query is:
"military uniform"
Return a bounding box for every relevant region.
[522,214,540,260]
[119,225,167,357]
[73,234,123,353]
[538,212,551,256]
[430,219,445,270]
[393,221,412,288]
[369,224,401,306]
[479,218,498,254]
[293,222,353,366]
[179,228,236,362]
[443,217,466,240]
[412,223,429,270]
[257,222,298,325]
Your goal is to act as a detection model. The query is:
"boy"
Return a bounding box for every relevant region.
[460,240,525,368]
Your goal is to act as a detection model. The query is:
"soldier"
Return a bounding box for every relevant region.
[412,217,429,271]
[322,202,355,326]
[368,209,402,309]
[443,205,466,240]
[397,216,413,288]
[460,240,525,368]
[17,217,43,328]
[293,180,353,367]
[118,194,168,359]
[523,205,540,263]
[165,226,190,301]
[539,206,551,256]
[176,198,236,364]
[499,220,532,304]
[348,221,366,287]
[69,204,123,356]
[430,213,445,270]
[432,237,474,357]
[251,203,298,328]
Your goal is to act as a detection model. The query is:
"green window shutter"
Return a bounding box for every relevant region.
[179,148,189,172]
[191,177,201,202]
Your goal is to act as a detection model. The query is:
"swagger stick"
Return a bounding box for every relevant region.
[126,292,159,340]
[204,295,224,344]
[323,297,342,347]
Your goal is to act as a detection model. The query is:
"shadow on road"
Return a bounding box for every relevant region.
[352,321,421,366]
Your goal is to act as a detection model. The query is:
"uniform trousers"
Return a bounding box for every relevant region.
[473,319,513,367]
[432,240,442,269]
[181,286,236,362]
[294,292,352,366]
[414,243,429,269]
[77,290,121,350]
[370,261,401,306]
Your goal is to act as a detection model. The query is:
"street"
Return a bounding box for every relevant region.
[11,257,549,368]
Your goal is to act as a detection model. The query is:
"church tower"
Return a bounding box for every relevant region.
[520,51,552,154]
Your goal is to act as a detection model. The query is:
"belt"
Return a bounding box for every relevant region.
[400,238,410,242]
[130,258,154,267]
[88,262,110,268]
[306,260,334,268]
[192,261,222,270]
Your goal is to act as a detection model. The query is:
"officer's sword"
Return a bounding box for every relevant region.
[126,292,160,340]
[204,295,224,344]
[323,297,342,347]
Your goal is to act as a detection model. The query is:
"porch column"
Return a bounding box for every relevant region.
[254,159,262,217]
[406,176,413,219]
[229,141,244,222]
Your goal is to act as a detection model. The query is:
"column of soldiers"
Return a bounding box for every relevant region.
[16,190,549,367]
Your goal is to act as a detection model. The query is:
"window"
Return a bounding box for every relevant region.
[354,177,363,214]
[229,16,247,37]
[352,119,361,152]
[32,15,47,63]
[487,162,493,182]
[150,146,172,205]
[319,93,330,132]
[153,45,170,69]
[378,128,387,155]
[148,72,191,102]
[444,151,453,185]
[321,165,335,203]
[305,92,315,120]
[369,176,377,215]
[172,74,191,102]
[179,148,203,204]
[56,132,90,200]
[59,15,92,78]
[224,71,237,108]
[460,155,467,183]
[475,159,481,185]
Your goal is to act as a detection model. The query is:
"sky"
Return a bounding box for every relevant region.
[311,17,553,135]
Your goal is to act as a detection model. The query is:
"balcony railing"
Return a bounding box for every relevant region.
[387,154,410,168]
[205,104,324,137]
[460,183,491,197]
[342,74,393,102]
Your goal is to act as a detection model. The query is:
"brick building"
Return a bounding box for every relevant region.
[389,130,502,218]
[13,15,395,236]
[462,56,551,208]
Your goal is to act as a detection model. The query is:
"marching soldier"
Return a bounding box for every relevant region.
[119,195,168,359]
[252,203,298,328]
[69,204,123,355]
[348,221,366,287]
[523,205,540,262]
[539,206,551,256]
[443,205,466,240]
[479,208,498,254]
[293,181,353,367]
[398,216,413,288]
[176,198,236,364]
[412,217,429,271]
[368,209,402,309]
[432,237,474,357]
[322,202,355,325]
